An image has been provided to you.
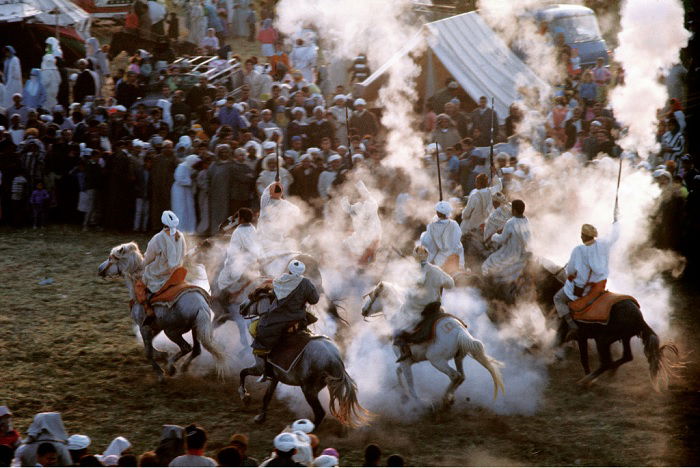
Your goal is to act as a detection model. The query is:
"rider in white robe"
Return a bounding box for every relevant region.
[481,200,531,283]
[257,182,301,274]
[483,192,511,242]
[394,246,455,362]
[217,210,263,293]
[420,201,464,273]
[3,46,22,108]
[341,180,382,259]
[142,211,186,293]
[41,54,61,111]
[461,174,502,259]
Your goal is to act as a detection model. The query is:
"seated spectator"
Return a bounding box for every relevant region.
[215,447,241,467]
[36,442,58,467]
[13,413,72,467]
[228,434,259,467]
[363,443,381,467]
[264,433,304,467]
[67,434,92,465]
[168,424,216,467]
[79,454,104,466]
[137,451,159,467]
[386,454,405,466]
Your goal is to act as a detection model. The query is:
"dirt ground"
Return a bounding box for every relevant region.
[1,226,698,466]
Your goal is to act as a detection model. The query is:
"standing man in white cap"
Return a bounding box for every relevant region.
[348,98,378,137]
[67,434,91,465]
[258,181,302,270]
[138,210,186,325]
[252,259,319,376]
[461,173,502,263]
[264,433,304,467]
[554,220,620,336]
[420,200,464,274]
[317,154,342,201]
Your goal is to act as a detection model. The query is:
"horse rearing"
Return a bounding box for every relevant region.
[98,242,226,383]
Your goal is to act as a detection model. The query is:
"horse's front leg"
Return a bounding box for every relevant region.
[141,326,165,383]
[430,357,465,410]
[163,330,193,377]
[400,361,420,401]
[578,338,590,374]
[254,378,279,424]
[239,356,264,405]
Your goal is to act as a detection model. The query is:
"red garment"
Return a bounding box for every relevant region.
[125,13,139,30]
[257,27,278,44]
[0,430,20,448]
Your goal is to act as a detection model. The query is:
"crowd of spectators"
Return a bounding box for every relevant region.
[0,407,407,467]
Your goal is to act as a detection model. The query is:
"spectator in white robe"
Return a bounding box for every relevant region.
[290,38,317,83]
[2,46,22,108]
[41,54,61,111]
[97,437,131,465]
[256,153,293,197]
[188,0,208,47]
[482,199,532,283]
[217,207,263,292]
[420,201,464,274]
[317,154,342,200]
[171,155,201,233]
[483,191,512,243]
[13,413,72,467]
[341,180,382,261]
[22,69,46,111]
[201,28,220,54]
[85,37,110,96]
[329,94,349,146]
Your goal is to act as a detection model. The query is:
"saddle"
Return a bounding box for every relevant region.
[133,267,210,310]
[572,291,639,324]
[268,332,325,373]
[404,304,467,344]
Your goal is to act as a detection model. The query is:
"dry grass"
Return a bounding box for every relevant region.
[1,225,698,466]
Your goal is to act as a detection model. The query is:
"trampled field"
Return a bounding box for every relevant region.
[1,226,699,466]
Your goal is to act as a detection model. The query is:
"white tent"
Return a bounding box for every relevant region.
[29,0,91,38]
[0,0,41,23]
[355,12,549,121]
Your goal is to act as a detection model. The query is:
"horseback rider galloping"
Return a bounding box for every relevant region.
[553,220,620,336]
[252,259,320,380]
[394,245,455,363]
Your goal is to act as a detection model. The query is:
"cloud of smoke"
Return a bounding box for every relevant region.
[609,0,690,157]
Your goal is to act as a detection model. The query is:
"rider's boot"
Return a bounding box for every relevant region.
[563,313,579,340]
[256,355,274,383]
[394,335,413,363]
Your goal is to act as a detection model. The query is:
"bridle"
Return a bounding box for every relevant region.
[103,254,122,277]
[362,282,384,321]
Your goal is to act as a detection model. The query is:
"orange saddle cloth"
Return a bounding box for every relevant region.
[134,267,210,308]
[572,291,639,324]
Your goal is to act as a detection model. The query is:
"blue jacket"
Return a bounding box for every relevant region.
[218,106,245,137]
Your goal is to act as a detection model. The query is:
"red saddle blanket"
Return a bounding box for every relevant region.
[571,291,639,324]
[269,333,324,374]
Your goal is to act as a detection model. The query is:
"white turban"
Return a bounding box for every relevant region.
[435,201,452,216]
[67,434,91,450]
[333,94,346,103]
[327,154,342,163]
[291,419,315,434]
[274,433,297,452]
[307,147,321,154]
[262,141,277,150]
[312,455,339,467]
[161,210,180,233]
[354,98,366,106]
[288,260,306,275]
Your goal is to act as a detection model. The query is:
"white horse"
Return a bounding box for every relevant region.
[361,281,505,408]
[98,242,226,382]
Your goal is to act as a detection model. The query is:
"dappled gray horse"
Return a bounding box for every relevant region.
[98,242,225,382]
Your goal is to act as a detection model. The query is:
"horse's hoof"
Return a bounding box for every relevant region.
[166,365,177,377]
[253,413,266,424]
[157,374,165,385]
[577,375,596,387]
[442,394,456,410]
[238,388,251,405]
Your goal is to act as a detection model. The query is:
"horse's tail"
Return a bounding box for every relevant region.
[325,367,372,428]
[641,324,680,391]
[196,306,227,380]
[458,330,505,399]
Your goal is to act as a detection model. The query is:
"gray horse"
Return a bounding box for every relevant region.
[98,242,226,382]
[238,337,370,428]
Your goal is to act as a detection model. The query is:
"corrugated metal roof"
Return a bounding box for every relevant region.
[0,0,42,22]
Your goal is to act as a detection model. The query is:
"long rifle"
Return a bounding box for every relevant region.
[489,96,495,182]
[344,100,351,151]
[275,140,280,182]
[613,156,622,222]
[435,140,443,201]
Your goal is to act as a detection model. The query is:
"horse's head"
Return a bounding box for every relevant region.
[361,281,387,319]
[98,242,144,278]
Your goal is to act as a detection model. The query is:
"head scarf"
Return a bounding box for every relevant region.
[161,210,180,240]
[26,413,69,443]
[101,436,131,459]
[291,419,314,434]
[182,154,201,168]
[273,260,306,300]
[67,434,91,450]
[435,201,452,216]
